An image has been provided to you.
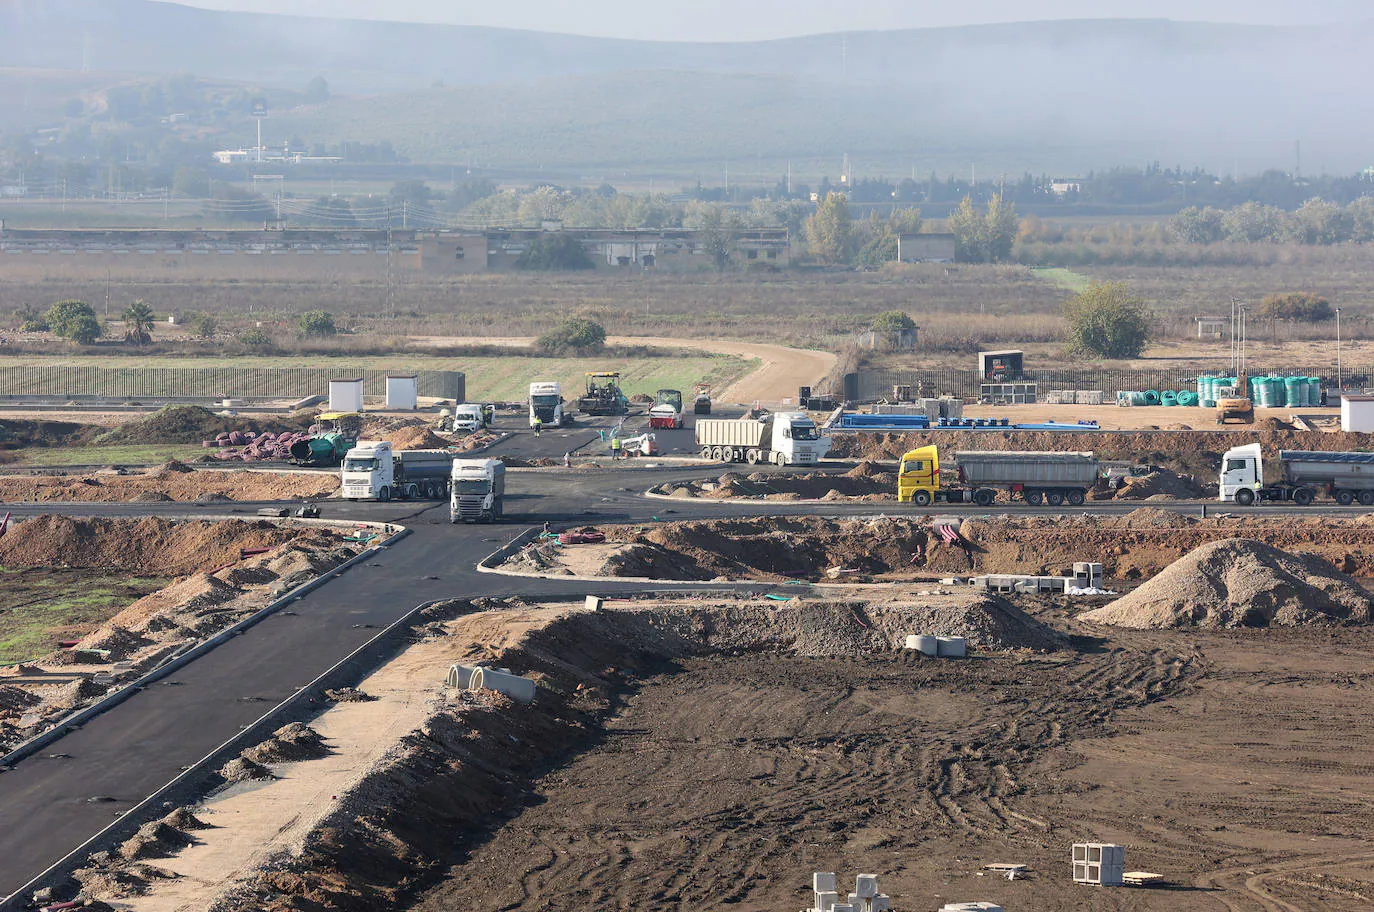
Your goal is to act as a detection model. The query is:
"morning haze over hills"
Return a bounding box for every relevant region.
[2,0,1374,174]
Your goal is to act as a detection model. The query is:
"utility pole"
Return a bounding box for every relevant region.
[1336,306,1343,391]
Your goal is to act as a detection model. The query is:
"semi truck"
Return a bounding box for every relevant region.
[897,445,1101,506]
[449,458,506,523]
[529,381,571,428]
[648,389,685,429]
[695,412,829,466]
[1219,443,1374,505]
[340,441,453,501]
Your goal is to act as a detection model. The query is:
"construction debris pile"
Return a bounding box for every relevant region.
[1081,538,1374,629]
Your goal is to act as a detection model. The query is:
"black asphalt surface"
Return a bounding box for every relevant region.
[0,425,1369,898]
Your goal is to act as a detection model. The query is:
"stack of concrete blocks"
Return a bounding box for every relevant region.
[1075,390,1105,405]
[920,398,943,423]
[939,903,1003,912]
[939,397,963,419]
[904,635,966,658]
[1073,843,1125,886]
[1044,390,1075,405]
[1071,562,1104,589]
[808,873,891,912]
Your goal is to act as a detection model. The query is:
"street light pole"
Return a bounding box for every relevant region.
[1336,306,1342,393]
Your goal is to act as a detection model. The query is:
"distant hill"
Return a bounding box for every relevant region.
[4,0,1374,173]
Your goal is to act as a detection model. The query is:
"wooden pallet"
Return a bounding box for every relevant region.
[1123,871,1164,886]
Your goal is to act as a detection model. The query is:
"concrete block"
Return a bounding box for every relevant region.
[584,595,604,611]
[936,636,967,658]
[832,905,854,912]
[813,873,837,894]
[815,891,839,912]
[872,895,891,912]
[854,874,878,898]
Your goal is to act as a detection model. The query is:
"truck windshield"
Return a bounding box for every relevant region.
[789,424,820,440]
[343,458,379,472]
[453,479,491,495]
[532,395,559,408]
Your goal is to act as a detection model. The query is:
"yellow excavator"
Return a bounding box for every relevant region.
[1216,374,1254,425]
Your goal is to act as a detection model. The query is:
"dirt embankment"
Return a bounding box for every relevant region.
[511,513,1374,584]
[0,418,103,460]
[1082,539,1374,629]
[0,462,338,503]
[93,405,311,446]
[831,428,1374,481]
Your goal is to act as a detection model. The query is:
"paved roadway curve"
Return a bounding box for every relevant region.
[0,424,1368,900]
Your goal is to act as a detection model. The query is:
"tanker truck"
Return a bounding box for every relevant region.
[1219,443,1374,506]
[340,441,453,501]
[897,445,1101,506]
[449,458,506,523]
[695,412,829,465]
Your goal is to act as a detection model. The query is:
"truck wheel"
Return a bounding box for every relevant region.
[1067,489,1085,506]
[1360,490,1374,506]
[913,490,932,507]
[1024,490,1044,506]
[378,486,391,502]
[700,446,712,459]
[1336,490,1355,505]
[973,489,995,507]
[1235,488,1255,506]
[1293,487,1315,506]
[1045,490,1065,507]
[746,448,760,465]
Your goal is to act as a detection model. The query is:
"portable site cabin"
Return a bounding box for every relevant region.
[386,375,419,410]
[329,378,364,413]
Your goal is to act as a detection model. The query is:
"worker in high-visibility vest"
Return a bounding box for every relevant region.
[610,436,622,459]
[533,417,543,436]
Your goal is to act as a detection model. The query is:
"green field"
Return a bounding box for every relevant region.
[3,444,209,467]
[1033,267,1093,294]
[0,568,168,664]
[0,353,755,404]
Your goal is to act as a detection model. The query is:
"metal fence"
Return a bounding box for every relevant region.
[0,366,465,401]
[846,367,1371,402]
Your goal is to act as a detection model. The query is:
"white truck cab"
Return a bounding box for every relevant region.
[773,411,829,465]
[450,459,506,523]
[1219,442,1263,503]
[341,440,395,501]
[529,381,566,428]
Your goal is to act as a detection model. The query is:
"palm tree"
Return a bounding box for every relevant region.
[122,300,155,346]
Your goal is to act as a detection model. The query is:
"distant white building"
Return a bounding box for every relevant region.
[1342,394,1374,432]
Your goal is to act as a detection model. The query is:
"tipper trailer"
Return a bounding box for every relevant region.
[695,412,829,466]
[341,441,453,501]
[1220,443,1374,505]
[897,445,1101,506]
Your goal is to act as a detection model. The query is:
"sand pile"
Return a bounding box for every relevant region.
[1081,539,1374,629]
[384,425,452,450]
[1112,468,1208,501]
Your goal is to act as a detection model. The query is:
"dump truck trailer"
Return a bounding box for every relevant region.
[341,441,453,501]
[898,445,1101,506]
[1220,443,1374,505]
[695,412,829,466]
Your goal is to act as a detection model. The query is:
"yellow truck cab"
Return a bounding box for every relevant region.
[897,445,941,504]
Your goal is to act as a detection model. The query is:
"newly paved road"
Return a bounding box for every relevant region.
[0,425,1368,899]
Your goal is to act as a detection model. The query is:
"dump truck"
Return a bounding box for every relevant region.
[578,372,629,416]
[648,389,685,429]
[449,458,506,523]
[529,381,572,428]
[695,412,829,466]
[1219,443,1374,505]
[340,441,453,501]
[897,445,1101,506]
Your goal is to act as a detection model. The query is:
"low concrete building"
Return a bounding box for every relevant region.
[1342,394,1374,432]
[897,232,956,263]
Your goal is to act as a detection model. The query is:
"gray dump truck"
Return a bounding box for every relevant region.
[954,450,1101,506]
[1220,443,1374,505]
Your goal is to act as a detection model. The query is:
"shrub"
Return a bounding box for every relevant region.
[46,300,102,344]
[515,234,595,271]
[297,310,337,337]
[186,312,218,339]
[1064,281,1152,359]
[15,305,48,332]
[237,328,273,347]
[536,317,606,353]
[1259,292,1334,323]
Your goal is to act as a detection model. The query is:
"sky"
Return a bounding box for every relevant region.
[175,0,1373,41]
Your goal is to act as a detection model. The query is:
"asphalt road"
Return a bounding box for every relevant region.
[0,441,1369,899]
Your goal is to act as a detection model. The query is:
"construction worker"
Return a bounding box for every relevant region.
[563,451,571,468]
[610,436,622,460]
[533,416,543,437]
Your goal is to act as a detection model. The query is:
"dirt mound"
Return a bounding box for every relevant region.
[1081,539,1374,629]
[0,516,302,575]
[385,426,452,450]
[0,419,102,461]
[325,686,376,702]
[220,757,275,782]
[95,406,305,445]
[1112,468,1208,501]
[241,722,329,764]
[119,820,194,861]
[844,460,886,478]
[152,459,196,475]
[0,684,41,714]
[161,807,210,831]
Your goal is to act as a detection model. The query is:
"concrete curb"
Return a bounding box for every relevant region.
[0,521,410,771]
[0,590,440,910]
[475,527,542,572]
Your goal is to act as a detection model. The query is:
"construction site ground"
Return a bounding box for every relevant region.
[0,515,361,753]
[0,463,339,502]
[959,402,1342,431]
[86,596,1374,912]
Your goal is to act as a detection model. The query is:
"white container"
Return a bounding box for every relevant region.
[813,873,837,894]
[854,875,878,898]
[907,634,939,656]
[471,666,537,704]
[445,663,478,688]
[585,595,605,612]
[385,374,418,410]
[329,377,364,413]
[936,636,967,658]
